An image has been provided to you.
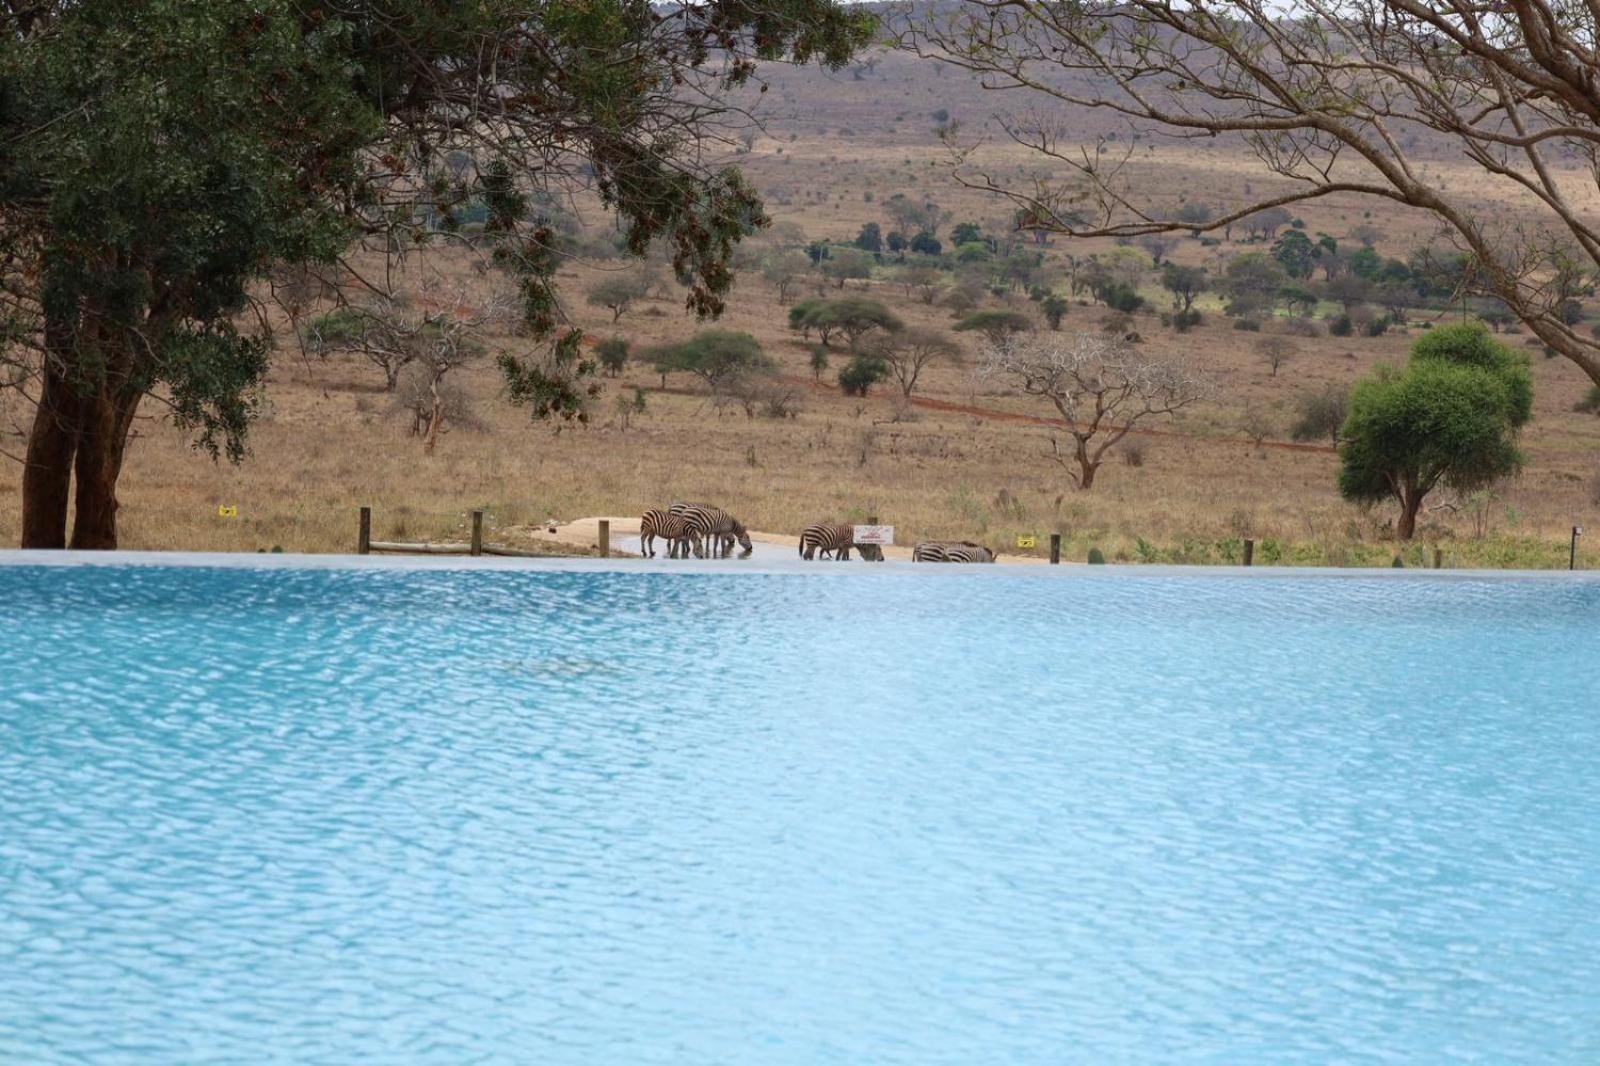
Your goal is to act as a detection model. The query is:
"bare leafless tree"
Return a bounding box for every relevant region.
[979,333,1208,489]
[319,278,509,452]
[1256,336,1298,378]
[857,327,961,398]
[902,0,1600,389]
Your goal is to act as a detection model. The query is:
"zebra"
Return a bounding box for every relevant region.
[798,522,881,561]
[640,508,701,559]
[675,503,753,558]
[912,540,996,563]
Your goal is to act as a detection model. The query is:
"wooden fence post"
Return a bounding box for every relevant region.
[1243,538,1254,566]
[358,506,371,555]
[1049,533,1061,565]
[470,511,483,556]
[598,519,610,557]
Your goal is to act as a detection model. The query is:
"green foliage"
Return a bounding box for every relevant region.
[950,221,984,246]
[854,222,883,253]
[2,0,874,544]
[1329,314,1354,337]
[1040,294,1070,330]
[1232,318,1261,332]
[1169,309,1202,332]
[838,353,890,396]
[1104,284,1145,313]
[1271,229,1320,279]
[1159,263,1207,311]
[822,247,873,286]
[788,296,902,346]
[1338,323,1531,537]
[595,337,630,376]
[1087,547,1107,564]
[809,344,831,379]
[650,329,774,391]
[909,232,942,255]
[1575,385,1600,415]
[954,309,1034,343]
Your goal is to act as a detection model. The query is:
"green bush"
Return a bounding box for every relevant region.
[1087,547,1106,564]
[1232,317,1261,332]
[1574,385,1600,415]
[1329,313,1354,337]
[1104,284,1145,313]
[838,353,889,396]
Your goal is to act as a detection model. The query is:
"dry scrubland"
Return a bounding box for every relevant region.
[3,51,1599,565]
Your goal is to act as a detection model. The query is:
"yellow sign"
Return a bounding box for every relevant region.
[217,505,238,518]
[1016,534,1037,549]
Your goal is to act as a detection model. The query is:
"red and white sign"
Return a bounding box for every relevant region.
[853,525,895,545]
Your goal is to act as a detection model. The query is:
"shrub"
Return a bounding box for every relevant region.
[838,353,890,396]
[1291,385,1349,442]
[1104,284,1145,313]
[1328,313,1354,336]
[1575,385,1600,415]
[1284,317,1321,337]
[595,336,629,377]
[1168,308,1202,332]
[1232,317,1262,332]
[1087,547,1106,564]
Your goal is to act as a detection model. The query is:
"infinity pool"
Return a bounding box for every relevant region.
[3,560,1599,1063]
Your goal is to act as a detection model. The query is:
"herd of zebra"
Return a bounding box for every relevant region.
[639,502,754,559]
[638,508,996,563]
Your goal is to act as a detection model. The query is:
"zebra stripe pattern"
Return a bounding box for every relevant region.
[799,523,855,561]
[640,508,701,558]
[672,502,753,558]
[912,541,996,563]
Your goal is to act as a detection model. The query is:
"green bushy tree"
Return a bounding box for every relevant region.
[2,0,872,548]
[1338,322,1532,539]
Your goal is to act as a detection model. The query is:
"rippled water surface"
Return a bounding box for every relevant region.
[3,564,1600,1063]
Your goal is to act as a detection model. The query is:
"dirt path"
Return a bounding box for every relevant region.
[776,374,1337,456]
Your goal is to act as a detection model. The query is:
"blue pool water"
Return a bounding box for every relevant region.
[3,561,1599,1063]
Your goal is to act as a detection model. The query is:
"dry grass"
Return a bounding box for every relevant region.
[4,58,1599,567]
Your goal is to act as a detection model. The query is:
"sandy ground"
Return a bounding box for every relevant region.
[518,516,1054,565]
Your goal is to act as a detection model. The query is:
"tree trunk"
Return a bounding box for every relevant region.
[1396,494,1421,541]
[1077,438,1099,490]
[423,377,443,454]
[20,360,81,549]
[68,386,141,550]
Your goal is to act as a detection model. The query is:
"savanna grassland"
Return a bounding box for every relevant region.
[3,48,1598,566]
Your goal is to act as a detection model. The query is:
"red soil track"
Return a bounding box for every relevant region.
[776,375,1338,455]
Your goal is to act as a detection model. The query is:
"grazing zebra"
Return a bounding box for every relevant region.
[675,503,754,558]
[640,508,701,559]
[912,540,996,563]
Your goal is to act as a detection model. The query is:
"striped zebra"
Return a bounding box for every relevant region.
[797,522,881,561]
[673,502,753,558]
[640,508,701,559]
[799,522,855,561]
[912,540,996,563]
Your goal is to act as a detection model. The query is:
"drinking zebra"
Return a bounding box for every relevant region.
[673,502,753,558]
[912,541,996,563]
[639,508,701,559]
[798,522,881,561]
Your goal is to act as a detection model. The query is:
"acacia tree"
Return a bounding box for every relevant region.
[587,275,649,323]
[2,1,871,548]
[1339,322,1531,539]
[856,327,960,397]
[980,333,1208,489]
[903,0,1600,391]
[651,329,775,397]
